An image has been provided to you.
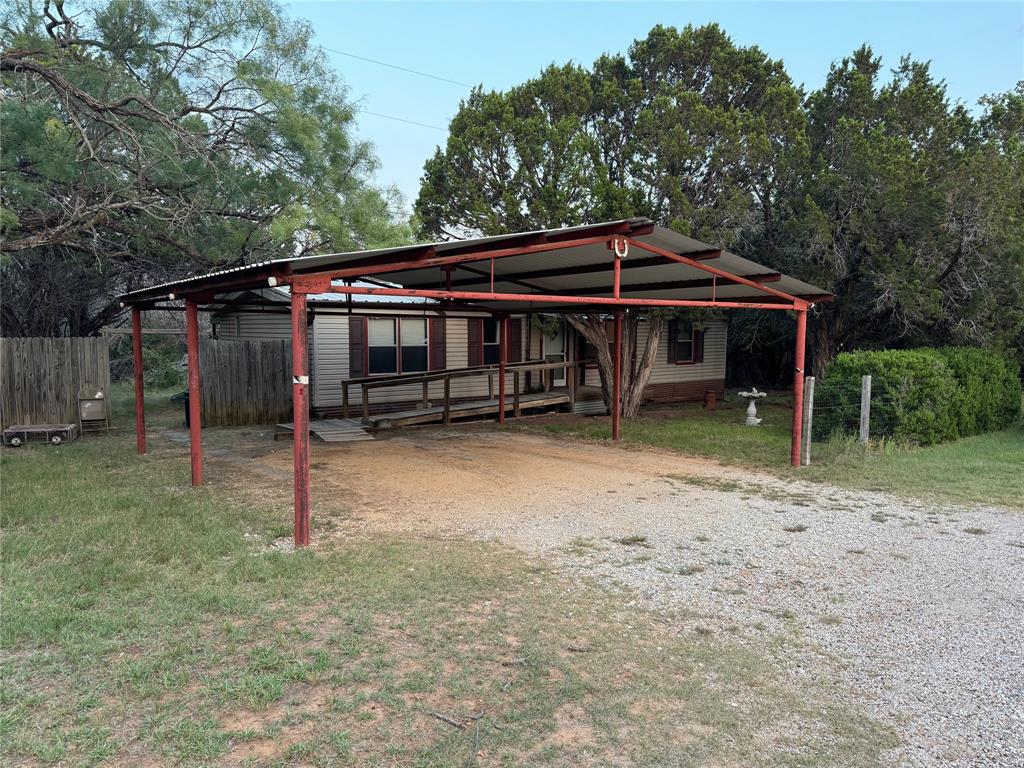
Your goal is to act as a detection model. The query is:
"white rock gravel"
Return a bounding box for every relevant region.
[462,469,1023,768]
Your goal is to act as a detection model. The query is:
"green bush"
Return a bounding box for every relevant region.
[936,347,1022,434]
[815,347,1021,446]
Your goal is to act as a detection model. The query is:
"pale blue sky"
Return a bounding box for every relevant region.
[286,1,1024,211]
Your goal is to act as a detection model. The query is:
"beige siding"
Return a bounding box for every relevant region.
[309,311,530,412]
[213,312,291,340]
[642,319,726,383]
[212,307,723,412]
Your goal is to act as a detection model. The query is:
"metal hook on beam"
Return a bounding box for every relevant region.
[612,236,629,259]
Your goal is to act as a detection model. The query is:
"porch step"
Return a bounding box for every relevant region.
[276,418,374,443]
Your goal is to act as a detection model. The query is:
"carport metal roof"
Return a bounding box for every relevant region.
[120,218,830,311]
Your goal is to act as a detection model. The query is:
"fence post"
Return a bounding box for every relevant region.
[801,376,815,466]
[859,374,872,444]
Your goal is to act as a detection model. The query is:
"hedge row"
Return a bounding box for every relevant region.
[814,347,1021,445]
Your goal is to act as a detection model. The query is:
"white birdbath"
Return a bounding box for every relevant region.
[738,388,767,426]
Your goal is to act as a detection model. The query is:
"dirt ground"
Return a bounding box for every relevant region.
[206,424,1023,768]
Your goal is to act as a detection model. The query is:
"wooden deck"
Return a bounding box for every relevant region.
[362,390,571,429]
[276,418,374,443]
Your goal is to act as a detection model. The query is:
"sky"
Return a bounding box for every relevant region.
[286,1,1024,212]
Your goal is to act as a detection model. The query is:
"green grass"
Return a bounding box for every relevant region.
[524,396,1023,509]
[0,389,896,766]
[800,426,1024,508]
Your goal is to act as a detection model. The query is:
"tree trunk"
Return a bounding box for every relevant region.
[565,311,663,420]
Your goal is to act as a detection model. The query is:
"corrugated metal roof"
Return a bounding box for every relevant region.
[120,218,829,307]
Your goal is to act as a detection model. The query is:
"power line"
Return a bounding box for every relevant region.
[323,46,474,89]
[361,110,448,132]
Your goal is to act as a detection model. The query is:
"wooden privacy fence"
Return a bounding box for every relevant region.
[0,337,111,429]
[199,338,291,427]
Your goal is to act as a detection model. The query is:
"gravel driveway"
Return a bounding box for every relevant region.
[248,428,1024,768]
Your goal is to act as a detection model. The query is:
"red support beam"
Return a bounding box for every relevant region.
[498,316,507,425]
[611,246,623,441]
[612,311,623,441]
[184,299,203,486]
[291,291,312,546]
[311,284,800,312]
[626,238,804,306]
[288,235,616,285]
[791,308,808,467]
[131,307,146,455]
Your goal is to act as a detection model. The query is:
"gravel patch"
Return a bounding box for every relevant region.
[246,430,1024,767]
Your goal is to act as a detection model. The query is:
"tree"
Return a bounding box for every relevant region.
[1,0,410,336]
[779,49,1023,375]
[416,24,806,416]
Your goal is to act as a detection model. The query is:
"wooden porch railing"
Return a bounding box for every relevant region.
[341,358,576,421]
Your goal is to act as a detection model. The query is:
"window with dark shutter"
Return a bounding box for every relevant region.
[428,317,446,371]
[482,318,500,364]
[399,318,428,373]
[693,327,705,363]
[467,318,483,367]
[349,317,366,377]
[667,319,695,364]
[367,318,398,374]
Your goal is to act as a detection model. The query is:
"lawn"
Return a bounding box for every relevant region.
[0,390,894,766]
[525,394,1023,509]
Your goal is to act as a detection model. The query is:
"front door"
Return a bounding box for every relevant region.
[543,321,566,386]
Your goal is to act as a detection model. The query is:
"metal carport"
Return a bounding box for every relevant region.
[120,218,830,546]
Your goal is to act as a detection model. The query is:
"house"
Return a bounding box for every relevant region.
[211,286,727,417]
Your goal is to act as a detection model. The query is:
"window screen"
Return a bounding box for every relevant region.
[671,320,694,363]
[367,318,397,374]
[483,318,500,365]
[400,318,428,373]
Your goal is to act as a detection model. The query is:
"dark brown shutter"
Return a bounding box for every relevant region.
[694,327,705,363]
[666,319,679,364]
[349,317,366,377]
[428,317,447,371]
[467,318,483,367]
[507,319,522,363]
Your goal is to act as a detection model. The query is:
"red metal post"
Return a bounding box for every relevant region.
[184,299,203,486]
[498,316,507,424]
[291,291,311,546]
[611,242,623,441]
[131,307,146,454]
[791,308,808,467]
[612,311,623,441]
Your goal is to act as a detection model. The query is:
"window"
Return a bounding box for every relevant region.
[482,318,501,365]
[367,318,397,374]
[669,320,695,364]
[365,317,430,375]
[400,318,428,373]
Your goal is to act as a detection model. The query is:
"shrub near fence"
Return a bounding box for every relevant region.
[936,347,1021,435]
[815,347,1021,446]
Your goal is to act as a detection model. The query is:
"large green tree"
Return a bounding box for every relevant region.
[417,28,1024,391]
[416,24,807,414]
[1,0,410,336]
[777,48,1024,375]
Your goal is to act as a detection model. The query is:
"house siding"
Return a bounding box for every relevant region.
[641,319,726,400]
[211,307,726,414]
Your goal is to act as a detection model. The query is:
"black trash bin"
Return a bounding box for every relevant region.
[171,390,189,427]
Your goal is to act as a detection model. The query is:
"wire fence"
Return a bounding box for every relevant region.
[802,374,904,464]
